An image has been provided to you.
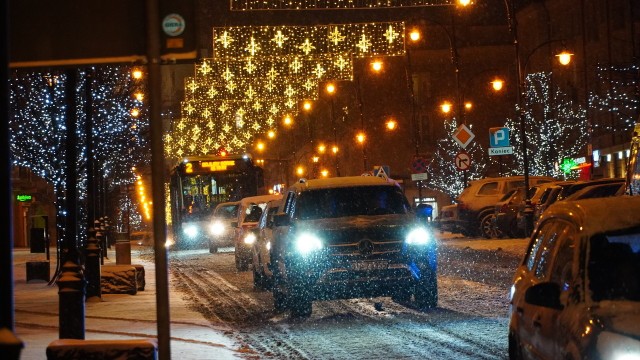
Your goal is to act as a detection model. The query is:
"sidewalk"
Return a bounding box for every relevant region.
[12,245,242,359]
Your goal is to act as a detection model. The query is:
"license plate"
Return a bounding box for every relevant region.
[350,261,389,271]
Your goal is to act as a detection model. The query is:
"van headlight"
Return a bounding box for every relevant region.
[244,232,257,245]
[183,224,199,239]
[405,228,432,245]
[294,233,323,255]
[209,221,225,236]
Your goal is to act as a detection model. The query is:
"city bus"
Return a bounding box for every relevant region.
[168,154,264,249]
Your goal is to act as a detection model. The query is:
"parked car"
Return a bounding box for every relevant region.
[208,201,240,253]
[529,181,577,230]
[271,176,437,317]
[563,181,625,201]
[434,203,460,233]
[455,176,555,238]
[233,194,283,271]
[508,196,640,360]
[493,189,522,238]
[556,178,625,202]
[250,198,282,290]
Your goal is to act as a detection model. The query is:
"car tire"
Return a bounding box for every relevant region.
[414,267,438,309]
[253,267,266,290]
[479,212,496,239]
[508,332,524,360]
[235,255,249,271]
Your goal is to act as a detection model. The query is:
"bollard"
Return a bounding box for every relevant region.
[115,239,131,265]
[84,227,102,299]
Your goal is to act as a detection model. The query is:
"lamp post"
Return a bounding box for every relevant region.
[503,0,573,234]
[354,58,384,172]
[325,83,340,176]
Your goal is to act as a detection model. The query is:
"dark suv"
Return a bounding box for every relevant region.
[271,176,438,317]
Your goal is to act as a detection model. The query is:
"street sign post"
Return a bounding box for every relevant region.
[455,151,471,171]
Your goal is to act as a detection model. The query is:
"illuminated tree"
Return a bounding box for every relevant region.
[426,118,487,199]
[590,64,640,136]
[505,72,588,179]
[9,67,149,243]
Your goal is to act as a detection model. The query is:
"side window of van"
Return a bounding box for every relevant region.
[477,182,499,195]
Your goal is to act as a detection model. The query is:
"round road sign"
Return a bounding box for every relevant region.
[411,157,428,174]
[162,13,186,37]
[455,152,471,171]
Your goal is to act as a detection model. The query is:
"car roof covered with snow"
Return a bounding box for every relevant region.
[239,194,282,207]
[538,195,640,237]
[289,176,399,192]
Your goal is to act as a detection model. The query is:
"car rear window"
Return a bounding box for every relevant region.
[295,186,410,220]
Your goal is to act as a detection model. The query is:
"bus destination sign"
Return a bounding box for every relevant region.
[185,160,237,174]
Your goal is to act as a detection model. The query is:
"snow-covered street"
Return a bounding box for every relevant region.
[163,233,529,359]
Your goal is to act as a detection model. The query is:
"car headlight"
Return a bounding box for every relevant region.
[183,224,199,239]
[405,227,432,245]
[294,232,323,255]
[209,221,225,236]
[244,232,257,245]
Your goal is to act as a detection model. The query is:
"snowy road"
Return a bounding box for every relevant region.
[166,235,528,359]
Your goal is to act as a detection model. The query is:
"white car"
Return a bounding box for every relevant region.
[508,196,640,359]
[208,201,240,253]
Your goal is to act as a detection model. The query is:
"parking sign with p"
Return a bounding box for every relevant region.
[489,127,510,147]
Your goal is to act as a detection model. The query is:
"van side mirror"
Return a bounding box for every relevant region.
[524,282,563,310]
[273,213,290,227]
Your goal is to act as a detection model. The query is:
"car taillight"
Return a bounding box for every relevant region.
[500,203,509,212]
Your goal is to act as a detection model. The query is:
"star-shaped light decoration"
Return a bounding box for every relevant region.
[252,100,263,111]
[207,86,218,99]
[266,117,275,127]
[286,98,296,108]
[328,26,346,46]
[269,104,279,115]
[226,80,237,93]
[176,120,187,131]
[266,66,279,81]
[246,85,256,100]
[313,63,327,78]
[356,33,372,53]
[215,30,234,49]
[290,57,303,74]
[299,38,316,55]
[184,102,196,115]
[223,123,232,133]
[202,108,212,119]
[384,25,400,44]
[303,78,315,91]
[252,121,261,131]
[245,36,261,56]
[265,80,276,92]
[222,66,234,82]
[284,85,296,98]
[334,54,350,71]
[272,30,289,47]
[244,59,257,74]
[199,61,213,75]
[219,103,229,114]
[187,80,198,93]
[207,120,215,129]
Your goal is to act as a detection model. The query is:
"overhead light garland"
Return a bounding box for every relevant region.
[166,22,407,159]
[229,0,453,10]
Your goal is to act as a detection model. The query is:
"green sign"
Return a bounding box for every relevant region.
[16,194,32,202]
[560,158,578,174]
